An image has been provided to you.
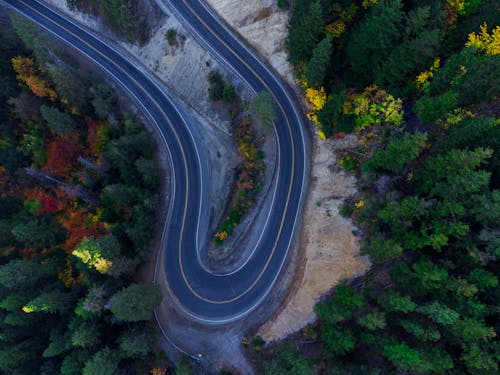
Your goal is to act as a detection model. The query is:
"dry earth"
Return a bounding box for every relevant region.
[258,135,370,340]
[206,0,294,85]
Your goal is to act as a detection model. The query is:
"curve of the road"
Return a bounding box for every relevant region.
[4,0,308,323]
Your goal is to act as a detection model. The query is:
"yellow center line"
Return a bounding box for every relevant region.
[24,0,300,306]
[174,0,298,303]
[21,0,192,295]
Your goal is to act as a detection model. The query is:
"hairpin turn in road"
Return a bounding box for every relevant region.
[4,0,308,323]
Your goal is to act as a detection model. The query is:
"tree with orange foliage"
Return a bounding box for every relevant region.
[11,56,57,100]
[237,171,254,190]
[58,208,105,253]
[150,369,166,375]
[21,189,63,216]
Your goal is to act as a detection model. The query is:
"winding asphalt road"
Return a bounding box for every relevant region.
[4,0,308,323]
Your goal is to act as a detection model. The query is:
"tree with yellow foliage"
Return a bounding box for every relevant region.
[304,85,328,138]
[305,86,327,112]
[466,23,500,55]
[11,56,57,100]
[349,86,404,130]
[416,58,441,92]
[72,235,121,275]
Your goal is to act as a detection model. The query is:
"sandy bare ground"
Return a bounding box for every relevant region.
[258,135,370,340]
[206,0,294,86]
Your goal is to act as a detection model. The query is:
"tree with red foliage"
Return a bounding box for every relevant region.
[38,196,61,215]
[43,137,81,177]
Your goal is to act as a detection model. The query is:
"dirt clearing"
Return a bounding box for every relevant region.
[258,135,370,341]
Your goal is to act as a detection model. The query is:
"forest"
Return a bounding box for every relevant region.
[0,12,166,375]
[252,0,499,373]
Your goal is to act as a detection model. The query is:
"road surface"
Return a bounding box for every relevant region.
[3,0,308,323]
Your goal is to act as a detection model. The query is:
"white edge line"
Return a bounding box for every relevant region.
[15,0,309,325]
[3,0,203,357]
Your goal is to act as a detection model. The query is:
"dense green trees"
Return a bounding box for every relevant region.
[0,260,41,289]
[40,105,78,135]
[316,86,351,136]
[9,13,53,62]
[305,36,333,88]
[263,345,314,374]
[346,0,404,87]
[366,132,427,174]
[279,1,499,372]
[287,0,497,139]
[11,214,66,249]
[118,325,157,357]
[46,64,90,110]
[314,46,498,375]
[372,4,444,96]
[110,283,162,322]
[286,0,325,65]
[82,347,120,375]
[0,14,164,374]
[91,83,114,119]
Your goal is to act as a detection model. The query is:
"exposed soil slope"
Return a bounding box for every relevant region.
[259,135,370,340]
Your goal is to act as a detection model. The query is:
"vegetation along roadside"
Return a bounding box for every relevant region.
[208,71,276,247]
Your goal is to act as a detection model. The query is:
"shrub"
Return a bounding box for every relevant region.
[207,71,237,103]
[251,336,265,351]
[222,84,237,102]
[165,29,177,46]
[339,204,353,218]
[414,90,458,123]
[341,155,359,172]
